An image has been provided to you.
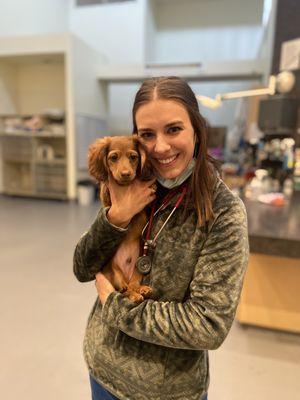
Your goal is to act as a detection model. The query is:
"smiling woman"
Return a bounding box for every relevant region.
[73,76,249,400]
[132,76,218,225]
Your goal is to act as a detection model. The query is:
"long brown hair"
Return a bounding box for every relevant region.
[132,76,217,226]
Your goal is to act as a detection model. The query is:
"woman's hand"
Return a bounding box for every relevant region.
[107,177,156,228]
[95,272,116,305]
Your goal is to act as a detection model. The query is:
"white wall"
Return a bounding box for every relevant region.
[0,0,69,37]
[107,82,141,134]
[17,61,65,115]
[149,0,264,64]
[68,0,145,64]
[144,0,157,64]
[0,63,18,114]
[155,27,263,64]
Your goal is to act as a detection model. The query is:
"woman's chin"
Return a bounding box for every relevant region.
[155,168,181,180]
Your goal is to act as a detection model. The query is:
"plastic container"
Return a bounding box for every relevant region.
[246,169,269,200]
[77,180,95,206]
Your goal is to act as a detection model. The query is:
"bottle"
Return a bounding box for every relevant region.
[282,138,295,170]
[246,169,268,200]
[283,178,294,198]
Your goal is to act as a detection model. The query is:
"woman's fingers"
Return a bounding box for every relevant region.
[107,177,156,217]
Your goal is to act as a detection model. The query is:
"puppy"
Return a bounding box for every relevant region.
[88,135,154,303]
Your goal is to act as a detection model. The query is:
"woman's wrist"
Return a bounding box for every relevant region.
[107,207,131,229]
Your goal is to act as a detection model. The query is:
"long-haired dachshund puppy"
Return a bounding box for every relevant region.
[88,135,154,303]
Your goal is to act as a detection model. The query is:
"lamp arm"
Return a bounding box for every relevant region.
[220,75,276,100]
[196,76,277,109]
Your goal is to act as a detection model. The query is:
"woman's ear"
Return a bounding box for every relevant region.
[88,137,111,181]
[133,136,154,180]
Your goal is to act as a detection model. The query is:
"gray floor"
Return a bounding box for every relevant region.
[1,196,299,400]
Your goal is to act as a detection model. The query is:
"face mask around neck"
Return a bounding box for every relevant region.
[157,158,196,189]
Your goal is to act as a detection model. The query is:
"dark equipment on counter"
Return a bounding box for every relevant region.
[258,95,299,135]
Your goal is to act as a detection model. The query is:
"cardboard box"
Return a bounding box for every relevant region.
[280,37,300,71]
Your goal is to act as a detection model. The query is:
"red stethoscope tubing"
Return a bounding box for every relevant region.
[142,183,188,257]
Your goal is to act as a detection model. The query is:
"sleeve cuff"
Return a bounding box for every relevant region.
[102,207,128,232]
[101,291,123,326]
[101,291,138,328]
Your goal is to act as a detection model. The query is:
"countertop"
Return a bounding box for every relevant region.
[243,193,300,259]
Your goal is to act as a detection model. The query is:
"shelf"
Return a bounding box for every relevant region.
[98,60,265,83]
[0,131,66,138]
[2,158,32,164]
[35,159,66,166]
[0,34,69,58]
[3,189,68,200]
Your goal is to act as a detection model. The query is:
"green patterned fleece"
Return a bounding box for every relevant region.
[73,178,249,400]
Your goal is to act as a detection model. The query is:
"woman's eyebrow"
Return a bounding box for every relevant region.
[138,121,184,132]
[137,127,153,132]
[165,120,184,128]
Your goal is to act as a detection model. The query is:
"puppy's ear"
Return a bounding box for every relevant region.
[88,137,110,182]
[133,136,154,180]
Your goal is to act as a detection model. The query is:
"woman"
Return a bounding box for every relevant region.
[73,76,249,400]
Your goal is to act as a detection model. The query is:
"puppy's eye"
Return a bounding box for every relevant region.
[129,155,138,162]
[109,154,118,162]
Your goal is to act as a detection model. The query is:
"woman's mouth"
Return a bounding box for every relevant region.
[155,154,179,167]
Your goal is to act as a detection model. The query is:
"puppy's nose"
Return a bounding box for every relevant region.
[121,171,131,178]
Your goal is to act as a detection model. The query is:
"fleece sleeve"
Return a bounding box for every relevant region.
[73,206,128,282]
[101,198,249,350]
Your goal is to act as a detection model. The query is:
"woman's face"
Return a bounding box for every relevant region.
[135,99,196,179]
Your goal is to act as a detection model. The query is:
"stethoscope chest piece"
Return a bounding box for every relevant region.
[136,255,152,275]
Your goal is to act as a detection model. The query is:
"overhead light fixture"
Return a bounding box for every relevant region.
[196,71,296,109]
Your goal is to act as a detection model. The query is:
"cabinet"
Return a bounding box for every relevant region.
[0,33,106,200]
[1,132,67,199]
[236,253,300,333]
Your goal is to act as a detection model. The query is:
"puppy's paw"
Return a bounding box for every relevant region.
[119,284,128,293]
[138,285,152,298]
[126,292,144,303]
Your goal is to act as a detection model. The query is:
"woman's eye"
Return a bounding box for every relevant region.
[168,126,181,134]
[139,132,154,140]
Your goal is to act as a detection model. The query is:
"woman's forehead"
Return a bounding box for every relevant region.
[136,99,190,127]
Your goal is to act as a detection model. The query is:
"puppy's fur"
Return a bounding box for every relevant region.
[88,135,154,302]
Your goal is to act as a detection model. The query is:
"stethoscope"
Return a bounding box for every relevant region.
[136,183,188,275]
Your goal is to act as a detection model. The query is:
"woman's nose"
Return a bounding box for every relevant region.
[154,135,171,153]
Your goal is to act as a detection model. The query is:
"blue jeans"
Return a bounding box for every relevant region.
[90,375,208,400]
[90,375,119,399]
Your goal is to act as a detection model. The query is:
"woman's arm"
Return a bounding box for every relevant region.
[100,198,249,350]
[73,207,129,282]
[73,178,156,282]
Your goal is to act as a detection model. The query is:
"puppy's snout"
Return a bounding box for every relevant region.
[120,171,131,178]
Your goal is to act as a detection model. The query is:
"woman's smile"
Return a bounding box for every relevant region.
[154,153,179,166]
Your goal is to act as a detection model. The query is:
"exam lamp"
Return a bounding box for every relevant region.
[196,71,296,109]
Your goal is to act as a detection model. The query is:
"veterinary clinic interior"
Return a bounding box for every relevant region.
[0,0,299,399]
